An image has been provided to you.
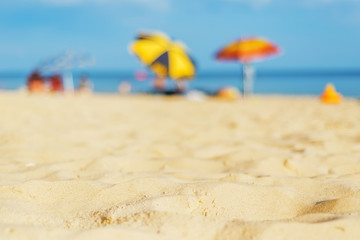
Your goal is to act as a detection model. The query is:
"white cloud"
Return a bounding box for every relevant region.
[39,0,83,5]
[222,0,360,7]
[304,0,360,3]
[295,0,360,9]
[222,0,271,8]
[11,0,170,11]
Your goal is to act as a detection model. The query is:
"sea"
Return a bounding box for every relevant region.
[1,70,359,97]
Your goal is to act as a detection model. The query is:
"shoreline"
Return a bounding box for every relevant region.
[1,88,358,99]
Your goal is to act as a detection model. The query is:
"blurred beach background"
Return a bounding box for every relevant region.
[1,0,360,95]
[1,70,360,96]
[1,1,360,240]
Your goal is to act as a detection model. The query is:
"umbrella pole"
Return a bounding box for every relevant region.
[64,71,74,94]
[241,64,244,95]
[242,63,254,97]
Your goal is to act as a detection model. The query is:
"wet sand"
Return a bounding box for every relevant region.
[0,92,360,239]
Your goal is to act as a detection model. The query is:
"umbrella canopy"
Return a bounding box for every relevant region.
[131,32,172,66]
[215,37,280,96]
[216,37,279,63]
[38,51,95,74]
[130,32,196,80]
[36,51,95,93]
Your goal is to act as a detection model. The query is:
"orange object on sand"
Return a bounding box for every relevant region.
[28,80,44,92]
[319,83,342,104]
[217,87,241,101]
[27,71,45,93]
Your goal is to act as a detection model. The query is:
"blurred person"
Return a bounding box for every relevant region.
[77,75,93,94]
[153,76,188,95]
[118,81,132,95]
[153,76,166,92]
[49,74,64,92]
[175,80,187,93]
[27,70,45,93]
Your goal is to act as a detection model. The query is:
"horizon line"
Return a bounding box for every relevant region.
[0,68,360,78]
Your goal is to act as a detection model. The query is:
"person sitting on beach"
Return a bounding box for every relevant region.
[175,80,187,94]
[49,74,64,93]
[152,76,187,95]
[27,70,45,93]
[118,81,132,95]
[153,76,166,92]
[77,75,93,94]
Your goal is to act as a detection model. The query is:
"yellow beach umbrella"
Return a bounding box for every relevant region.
[130,32,196,80]
[150,42,196,80]
[131,32,171,66]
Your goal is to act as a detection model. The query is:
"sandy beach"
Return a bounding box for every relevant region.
[0,91,360,239]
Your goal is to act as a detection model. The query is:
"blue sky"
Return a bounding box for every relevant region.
[0,0,360,72]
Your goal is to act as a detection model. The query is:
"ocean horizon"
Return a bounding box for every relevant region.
[1,69,359,97]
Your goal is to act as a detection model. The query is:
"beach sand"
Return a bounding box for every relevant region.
[0,91,360,239]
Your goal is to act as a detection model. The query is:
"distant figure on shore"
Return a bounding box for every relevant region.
[27,70,45,93]
[118,81,132,95]
[153,76,166,92]
[77,75,93,94]
[175,81,187,93]
[152,76,187,95]
[49,74,64,93]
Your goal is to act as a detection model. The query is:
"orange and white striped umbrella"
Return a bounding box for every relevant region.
[216,37,279,63]
[215,37,281,96]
